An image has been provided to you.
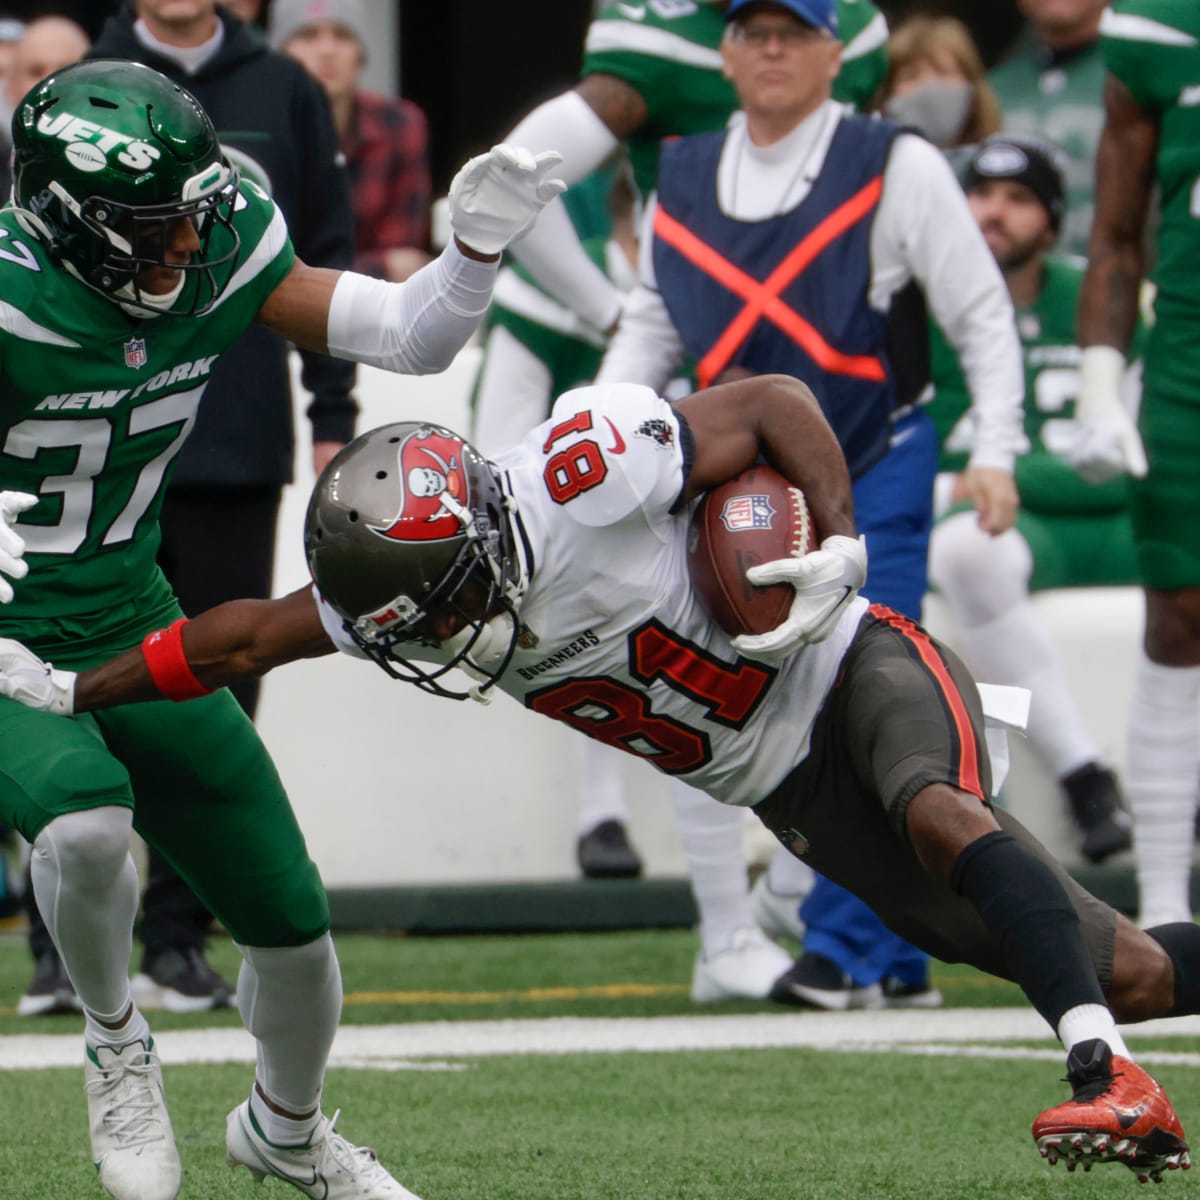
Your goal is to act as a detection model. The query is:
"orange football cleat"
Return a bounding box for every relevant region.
[1033,1039,1191,1183]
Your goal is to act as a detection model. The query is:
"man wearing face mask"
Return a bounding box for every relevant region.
[988,0,1108,261]
[597,0,1026,1010]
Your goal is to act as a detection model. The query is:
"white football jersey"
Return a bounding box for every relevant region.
[323,383,867,807]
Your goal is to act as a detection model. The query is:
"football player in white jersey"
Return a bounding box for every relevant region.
[0,372,1197,1181]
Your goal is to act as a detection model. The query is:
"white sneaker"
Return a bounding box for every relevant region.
[750,871,809,946]
[690,927,794,1004]
[84,1038,181,1200]
[226,1100,422,1198]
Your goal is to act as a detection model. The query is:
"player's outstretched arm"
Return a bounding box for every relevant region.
[0,589,333,716]
[256,145,565,371]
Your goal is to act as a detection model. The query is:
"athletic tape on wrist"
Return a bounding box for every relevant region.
[141,618,212,701]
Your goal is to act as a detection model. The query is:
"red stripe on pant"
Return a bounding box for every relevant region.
[867,602,985,800]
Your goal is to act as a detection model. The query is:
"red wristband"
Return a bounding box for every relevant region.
[141,618,212,701]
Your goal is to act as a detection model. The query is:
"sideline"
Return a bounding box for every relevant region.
[3,1008,1200,1071]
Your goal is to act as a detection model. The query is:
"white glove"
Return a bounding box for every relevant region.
[1068,345,1147,483]
[731,534,868,664]
[0,637,75,715]
[447,144,567,256]
[0,491,37,603]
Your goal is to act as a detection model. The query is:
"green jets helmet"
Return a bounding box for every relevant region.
[11,58,241,317]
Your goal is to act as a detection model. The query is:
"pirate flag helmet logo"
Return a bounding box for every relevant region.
[304,421,527,700]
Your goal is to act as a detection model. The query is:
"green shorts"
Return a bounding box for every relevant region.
[0,685,328,949]
[752,605,1118,985]
[1130,314,1200,589]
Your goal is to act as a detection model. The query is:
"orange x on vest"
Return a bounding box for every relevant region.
[653,176,887,389]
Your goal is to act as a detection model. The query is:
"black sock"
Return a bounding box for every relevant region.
[1145,922,1200,1016]
[951,830,1105,1028]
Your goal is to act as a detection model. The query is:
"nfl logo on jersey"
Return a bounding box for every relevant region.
[719,493,775,533]
[124,337,148,369]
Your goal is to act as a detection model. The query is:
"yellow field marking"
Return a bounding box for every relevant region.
[344,982,690,1005]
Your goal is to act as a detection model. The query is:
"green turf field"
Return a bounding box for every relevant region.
[1,928,1197,1199]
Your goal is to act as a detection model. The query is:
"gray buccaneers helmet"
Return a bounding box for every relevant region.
[304,422,528,701]
[11,59,240,317]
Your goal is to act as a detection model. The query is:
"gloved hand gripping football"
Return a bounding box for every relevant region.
[731,534,867,664]
[448,144,567,257]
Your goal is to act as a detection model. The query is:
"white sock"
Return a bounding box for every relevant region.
[30,807,139,1020]
[1126,652,1200,924]
[766,846,815,896]
[575,738,631,835]
[1057,1003,1130,1060]
[671,779,752,958]
[249,1088,321,1147]
[237,934,342,1133]
[86,1004,152,1053]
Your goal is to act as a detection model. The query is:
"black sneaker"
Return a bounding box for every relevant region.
[576,819,643,879]
[131,946,235,1013]
[17,948,83,1017]
[771,951,881,1010]
[880,974,943,1009]
[1062,764,1133,864]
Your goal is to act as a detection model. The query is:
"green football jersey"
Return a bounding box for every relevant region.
[988,39,1106,261]
[1103,1,1200,317]
[929,257,1140,514]
[0,180,294,645]
[582,0,888,197]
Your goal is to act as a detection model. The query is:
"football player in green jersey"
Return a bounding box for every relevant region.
[988,0,1108,261]
[0,59,562,1200]
[925,133,1137,866]
[1077,0,1200,933]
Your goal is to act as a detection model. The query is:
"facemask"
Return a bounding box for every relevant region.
[884,78,974,149]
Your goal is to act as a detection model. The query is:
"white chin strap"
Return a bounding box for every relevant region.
[441,611,517,704]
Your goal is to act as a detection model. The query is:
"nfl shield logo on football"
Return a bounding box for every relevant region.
[124,337,148,369]
[719,493,775,534]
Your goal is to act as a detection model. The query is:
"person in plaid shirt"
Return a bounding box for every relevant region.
[272,0,433,282]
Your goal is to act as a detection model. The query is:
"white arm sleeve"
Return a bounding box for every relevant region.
[875,136,1027,473]
[325,239,498,375]
[503,90,625,331]
[594,196,686,391]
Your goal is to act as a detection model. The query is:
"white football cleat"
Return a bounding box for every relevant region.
[84,1038,181,1200]
[690,926,794,1004]
[226,1100,422,1198]
[750,870,809,946]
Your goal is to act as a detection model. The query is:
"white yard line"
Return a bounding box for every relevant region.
[3,1009,1200,1071]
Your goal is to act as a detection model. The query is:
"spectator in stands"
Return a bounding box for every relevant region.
[876,15,1002,158]
[271,0,433,283]
[988,0,1108,260]
[596,0,1025,1011]
[926,133,1137,866]
[13,0,360,1019]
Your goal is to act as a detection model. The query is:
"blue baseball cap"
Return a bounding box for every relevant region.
[725,0,839,38]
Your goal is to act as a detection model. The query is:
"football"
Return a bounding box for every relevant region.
[687,463,819,638]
